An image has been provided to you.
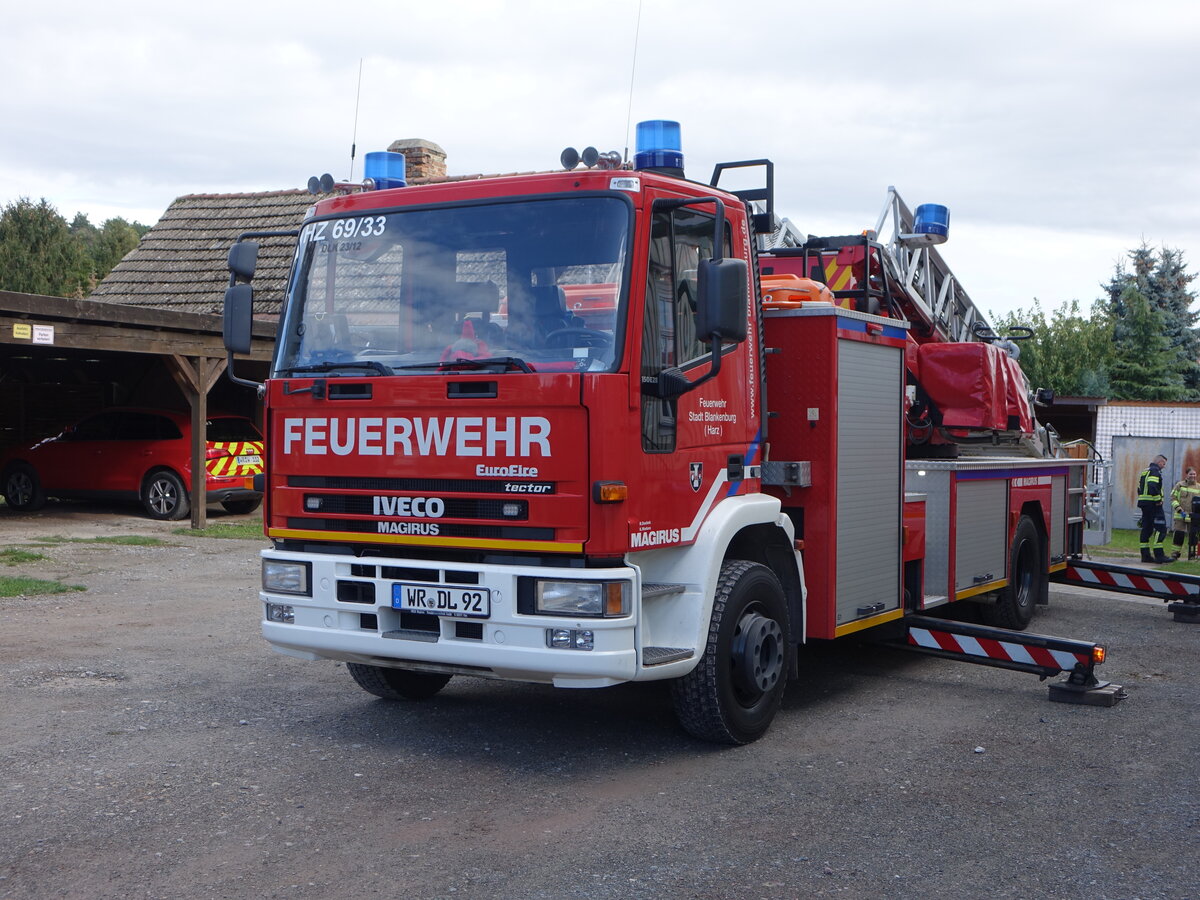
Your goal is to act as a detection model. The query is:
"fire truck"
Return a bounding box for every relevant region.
[223,121,1128,745]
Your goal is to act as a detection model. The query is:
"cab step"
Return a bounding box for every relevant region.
[642,647,694,666]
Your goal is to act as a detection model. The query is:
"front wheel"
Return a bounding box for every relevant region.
[347,663,452,700]
[2,463,46,511]
[671,560,791,745]
[142,470,190,521]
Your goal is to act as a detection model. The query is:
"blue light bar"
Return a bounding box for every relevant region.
[364,151,407,190]
[634,120,684,174]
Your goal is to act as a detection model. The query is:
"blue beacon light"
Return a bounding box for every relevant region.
[363,151,407,190]
[634,120,684,176]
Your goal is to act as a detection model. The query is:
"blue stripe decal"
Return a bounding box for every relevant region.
[837,319,907,340]
[727,428,763,497]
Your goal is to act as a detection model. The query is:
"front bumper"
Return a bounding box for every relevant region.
[259,549,640,687]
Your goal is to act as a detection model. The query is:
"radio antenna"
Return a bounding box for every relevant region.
[622,0,644,164]
[349,58,363,181]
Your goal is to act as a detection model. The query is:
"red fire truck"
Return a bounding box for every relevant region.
[222,122,1121,744]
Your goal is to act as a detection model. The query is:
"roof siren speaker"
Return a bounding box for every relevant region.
[560,147,581,170]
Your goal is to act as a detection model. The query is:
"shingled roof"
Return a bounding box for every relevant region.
[89,189,313,318]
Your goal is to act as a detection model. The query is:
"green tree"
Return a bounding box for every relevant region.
[1107,283,1186,400]
[992,298,1114,396]
[1105,244,1200,398]
[90,217,142,283]
[0,198,91,297]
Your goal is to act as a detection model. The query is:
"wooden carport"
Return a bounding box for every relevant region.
[0,289,274,528]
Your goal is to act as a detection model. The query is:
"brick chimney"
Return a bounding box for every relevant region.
[387,139,447,181]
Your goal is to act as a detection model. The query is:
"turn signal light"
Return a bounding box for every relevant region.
[1092,645,1106,665]
[593,481,628,503]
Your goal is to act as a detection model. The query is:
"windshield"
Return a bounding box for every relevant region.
[276,195,630,375]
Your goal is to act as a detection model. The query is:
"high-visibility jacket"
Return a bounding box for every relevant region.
[1138,463,1164,503]
[1170,479,1200,518]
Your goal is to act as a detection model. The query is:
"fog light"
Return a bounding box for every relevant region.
[545,628,594,650]
[305,496,323,511]
[266,603,295,624]
[501,502,521,517]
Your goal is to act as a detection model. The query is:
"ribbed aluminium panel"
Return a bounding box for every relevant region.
[1051,474,1066,558]
[908,466,951,598]
[954,479,1009,592]
[836,339,902,624]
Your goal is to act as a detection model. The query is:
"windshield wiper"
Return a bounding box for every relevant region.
[394,356,534,374]
[276,360,395,376]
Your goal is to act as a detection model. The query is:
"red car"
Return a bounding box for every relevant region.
[0,408,264,520]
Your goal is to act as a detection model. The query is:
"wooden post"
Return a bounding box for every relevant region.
[166,355,227,530]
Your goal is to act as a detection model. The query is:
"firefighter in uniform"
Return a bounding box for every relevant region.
[1169,467,1200,559]
[1137,453,1170,563]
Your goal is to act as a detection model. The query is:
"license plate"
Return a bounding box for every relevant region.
[392,583,491,618]
[237,454,263,466]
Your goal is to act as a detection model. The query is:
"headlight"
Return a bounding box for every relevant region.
[525,579,630,617]
[263,559,311,596]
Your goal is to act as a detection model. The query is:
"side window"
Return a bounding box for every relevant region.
[640,206,727,452]
[68,413,118,441]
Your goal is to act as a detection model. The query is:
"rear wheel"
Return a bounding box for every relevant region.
[671,560,791,745]
[221,498,262,515]
[142,470,190,520]
[2,463,46,511]
[984,515,1042,630]
[347,663,452,700]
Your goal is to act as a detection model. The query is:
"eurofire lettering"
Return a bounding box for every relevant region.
[282,416,551,458]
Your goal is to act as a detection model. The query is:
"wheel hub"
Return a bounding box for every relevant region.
[732,612,784,696]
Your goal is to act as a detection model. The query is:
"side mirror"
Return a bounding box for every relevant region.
[228,241,260,282]
[696,257,748,341]
[224,284,253,355]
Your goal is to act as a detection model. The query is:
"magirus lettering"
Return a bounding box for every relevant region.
[377,521,440,535]
[629,528,681,548]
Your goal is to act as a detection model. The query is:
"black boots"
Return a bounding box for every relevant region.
[1142,549,1154,562]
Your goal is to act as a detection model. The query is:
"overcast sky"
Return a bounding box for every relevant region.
[3,0,1198,321]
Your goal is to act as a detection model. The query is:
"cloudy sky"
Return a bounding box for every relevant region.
[3,0,1197,321]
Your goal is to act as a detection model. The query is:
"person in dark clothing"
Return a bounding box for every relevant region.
[1137,453,1171,563]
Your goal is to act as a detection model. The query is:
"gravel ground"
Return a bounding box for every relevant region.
[1,504,1197,900]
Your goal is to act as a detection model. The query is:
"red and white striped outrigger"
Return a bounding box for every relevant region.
[1054,560,1200,624]
[881,615,1125,707]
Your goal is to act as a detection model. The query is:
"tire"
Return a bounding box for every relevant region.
[347,663,452,700]
[2,462,46,511]
[984,515,1043,630]
[141,470,190,521]
[221,498,262,515]
[671,560,791,745]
